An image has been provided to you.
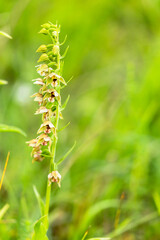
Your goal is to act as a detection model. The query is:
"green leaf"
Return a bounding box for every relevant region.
[0,31,12,39]
[33,186,45,216]
[0,80,8,85]
[0,124,26,137]
[0,204,9,220]
[32,216,48,240]
[108,212,158,239]
[56,141,76,166]
[75,199,119,240]
[153,192,160,215]
[60,95,70,111]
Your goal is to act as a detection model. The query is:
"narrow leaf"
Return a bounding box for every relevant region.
[0,31,12,39]
[153,192,160,215]
[32,216,48,240]
[0,152,10,190]
[0,204,9,220]
[0,124,26,137]
[33,186,45,216]
[82,230,89,240]
[57,141,76,166]
[61,95,70,111]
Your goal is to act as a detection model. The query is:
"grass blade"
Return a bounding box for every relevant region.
[0,124,26,137]
[0,152,10,190]
[0,204,10,220]
[0,31,12,39]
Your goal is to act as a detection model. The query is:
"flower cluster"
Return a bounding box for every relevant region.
[27,23,66,167]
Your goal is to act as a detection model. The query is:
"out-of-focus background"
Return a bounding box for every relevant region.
[0,0,160,239]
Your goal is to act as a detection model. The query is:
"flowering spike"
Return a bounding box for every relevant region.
[27,22,68,172]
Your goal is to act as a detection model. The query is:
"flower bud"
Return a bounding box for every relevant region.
[48,171,61,187]
[53,45,59,55]
[37,53,49,63]
[39,28,48,35]
[41,23,51,29]
[36,45,47,53]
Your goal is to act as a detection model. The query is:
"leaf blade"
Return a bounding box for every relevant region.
[0,124,26,137]
[0,31,12,39]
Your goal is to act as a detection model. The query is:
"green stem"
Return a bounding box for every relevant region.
[44,24,61,228]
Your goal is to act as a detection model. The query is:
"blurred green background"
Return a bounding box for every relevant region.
[1,0,160,239]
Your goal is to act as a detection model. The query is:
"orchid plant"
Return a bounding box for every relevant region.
[27,22,73,239]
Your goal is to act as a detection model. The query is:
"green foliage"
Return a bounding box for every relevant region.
[33,186,45,216]
[32,216,48,240]
[0,124,26,136]
[0,204,9,220]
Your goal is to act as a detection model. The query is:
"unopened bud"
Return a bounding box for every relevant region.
[37,53,49,63]
[36,45,47,53]
[39,28,48,35]
[53,45,59,55]
[41,23,51,29]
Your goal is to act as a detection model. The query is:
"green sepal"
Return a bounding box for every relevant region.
[48,62,57,68]
[41,23,51,29]
[37,54,49,63]
[46,101,55,109]
[39,28,48,35]
[36,45,47,53]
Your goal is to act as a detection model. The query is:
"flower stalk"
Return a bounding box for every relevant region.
[27,22,68,233]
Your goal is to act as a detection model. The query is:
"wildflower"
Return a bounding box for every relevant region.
[31,93,43,103]
[37,133,51,146]
[32,148,44,162]
[48,171,61,187]
[32,78,44,86]
[26,139,38,147]
[36,64,51,76]
[35,106,49,114]
[43,89,59,103]
[37,121,56,135]
[36,45,47,53]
